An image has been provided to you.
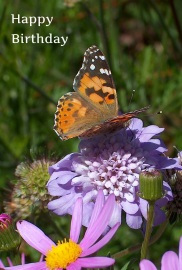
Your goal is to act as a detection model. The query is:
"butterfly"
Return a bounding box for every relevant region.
[54,45,149,140]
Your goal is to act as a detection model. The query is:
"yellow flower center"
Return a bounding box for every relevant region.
[46,239,82,269]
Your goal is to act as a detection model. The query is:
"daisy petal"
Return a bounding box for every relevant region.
[80,194,115,250]
[0,260,5,267]
[67,261,81,270]
[84,190,104,237]
[77,257,115,268]
[17,221,55,255]
[161,251,179,270]
[179,237,182,269]
[81,222,120,257]
[5,261,46,270]
[70,198,82,243]
[7,257,13,266]
[140,259,157,270]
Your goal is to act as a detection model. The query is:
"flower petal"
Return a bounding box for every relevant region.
[68,200,94,227]
[48,171,77,183]
[80,194,115,250]
[5,262,46,270]
[121,200,139,214]
[67,261,81,270]
[70,198,82,243]
[81,222,120,257]
[126,212,143,229]
[139,126,164,142]
[84,190,104,236]
[130,118,143,131]
[49,153,80,174]
[109,202,122,227]
[17,221,55,255]
[47,193,81,215]
[7,258,13,266]
[76,257,115,268]
[161,251,179,270]
[0,260,5,267]
[140,259,157,270]
[179,237,182,269]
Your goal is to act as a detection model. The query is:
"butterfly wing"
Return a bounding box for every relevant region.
[54,92,106,140]
[73,45,118,118]
[54,45,119,140]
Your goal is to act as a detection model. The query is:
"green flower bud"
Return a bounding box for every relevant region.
[5,159,54,219]
[139,170,164,201]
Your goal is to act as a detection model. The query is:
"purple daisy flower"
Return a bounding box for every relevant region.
[3,191,120,269]
[47,118,181,229]
[140,236,182,270]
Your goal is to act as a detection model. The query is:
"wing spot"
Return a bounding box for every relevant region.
[108,94,115,100]
[67,108,71,111]
[90,64,95,70]
[100,68,105,74]
[68,103,73,107]
[99,55,105,60]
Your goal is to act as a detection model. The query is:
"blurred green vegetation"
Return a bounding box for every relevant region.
[0,0,182,268]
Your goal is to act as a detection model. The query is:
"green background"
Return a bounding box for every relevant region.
[0,0,182,268]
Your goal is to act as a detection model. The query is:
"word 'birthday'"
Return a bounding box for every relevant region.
[11,14,68,46]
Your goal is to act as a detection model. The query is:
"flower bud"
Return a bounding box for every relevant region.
[139,170,164,201]
[5,159,54,219]
[0,214,20,251]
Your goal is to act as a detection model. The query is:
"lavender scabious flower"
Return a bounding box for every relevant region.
[47,119,181,229]
[140,236,182,270]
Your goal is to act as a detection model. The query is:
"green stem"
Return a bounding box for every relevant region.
[141,201,155,260]
[112,210,171,259]
[112,242,141,259]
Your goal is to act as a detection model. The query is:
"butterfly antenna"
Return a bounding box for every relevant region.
[141,109,162,117]
[173,146,179,152]
[129,89,135,107]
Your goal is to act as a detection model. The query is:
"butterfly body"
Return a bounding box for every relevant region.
[54,45,148,140]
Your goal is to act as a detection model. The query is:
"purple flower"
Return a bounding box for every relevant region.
[47,119,181,229]
[3,191,119,269]
[140,236,182,270]
[0,253,43,268]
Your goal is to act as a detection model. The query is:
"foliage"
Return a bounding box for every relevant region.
[0,0,182,268]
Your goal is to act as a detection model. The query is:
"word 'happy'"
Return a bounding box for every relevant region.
[11,14,68,46]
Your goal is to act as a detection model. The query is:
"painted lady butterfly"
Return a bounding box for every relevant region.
[54,45,149,140]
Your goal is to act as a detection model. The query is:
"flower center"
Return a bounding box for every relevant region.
[46,239,82,269]
[77,134,145,203]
